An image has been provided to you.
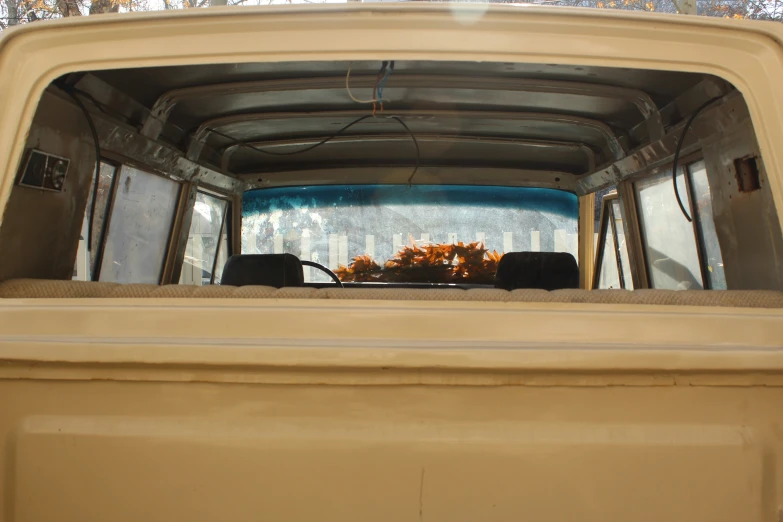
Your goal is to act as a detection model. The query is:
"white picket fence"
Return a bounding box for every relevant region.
[258,230,578,282]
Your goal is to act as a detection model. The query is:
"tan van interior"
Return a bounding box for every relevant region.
[1,59,781,304]
[2,9,783,522]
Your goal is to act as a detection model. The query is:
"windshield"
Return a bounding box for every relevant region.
[242,185,578,284]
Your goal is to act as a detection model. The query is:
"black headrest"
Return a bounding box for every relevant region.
[220,254,304,288]
[494,252,579,291]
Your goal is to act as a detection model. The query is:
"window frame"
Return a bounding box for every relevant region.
[632,153,723,290]
[198,188,231,285]
[94,163,185,285]
[76,158,121,282]
[91,160,121,281]
[174,186,233,286]
[684,161,719,289]
[89,165,236,286]
[210,196,231,284]
[592,192,629,290]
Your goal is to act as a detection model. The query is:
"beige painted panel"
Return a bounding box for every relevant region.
[0,300,781,369]
[1,381,780,522]
[0,301,780,521]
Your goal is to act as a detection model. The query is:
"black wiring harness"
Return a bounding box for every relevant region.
[671,97,722,222]
[208,112,420,185]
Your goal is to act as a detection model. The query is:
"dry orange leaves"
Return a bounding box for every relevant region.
[335,240,503,284]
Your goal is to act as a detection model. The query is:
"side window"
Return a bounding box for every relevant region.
[611,198,633,289]
[687,160,727,289]
[214,217,230,285]
[593,193,633,289]
[179,191,230,286]
[99,166,181,284]
[72,162,117,281]
[597,217,621,289]
[635,160,726,290]
[636,168,703,290]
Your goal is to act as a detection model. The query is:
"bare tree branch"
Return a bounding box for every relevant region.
[3,0,19,25]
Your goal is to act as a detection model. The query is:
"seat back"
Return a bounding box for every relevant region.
[494,252,579,290]
[220,254,304,288]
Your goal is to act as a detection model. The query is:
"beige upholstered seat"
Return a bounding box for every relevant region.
[1,279,782,308]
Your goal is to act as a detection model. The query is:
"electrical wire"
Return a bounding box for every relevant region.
[385,115,420,186]
[67,87,108,115]
[208,113,420,184]
[60,74,419,184]
[345,62,384,104]
[671,96,722,222]
[301,260,343,287]
[68,86,137,126]
[376,61,395,102]
[372,74,381,116]
[375,62,394,115]
[60,85,102,255]
[208,114,375,156]
[50,81,139,131]
[372,62,388,115]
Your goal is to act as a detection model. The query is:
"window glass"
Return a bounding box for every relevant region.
[611,199,634,289]
[597,216,621,289]
[635,169,704,290]
[99,166,180,284]
[214,227,230,285]
[73,162,117,281]
[688,160,727,289]
[242,185,578,284]
[180,192,228,286]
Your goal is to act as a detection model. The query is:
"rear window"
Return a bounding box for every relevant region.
[242,185,578,284]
